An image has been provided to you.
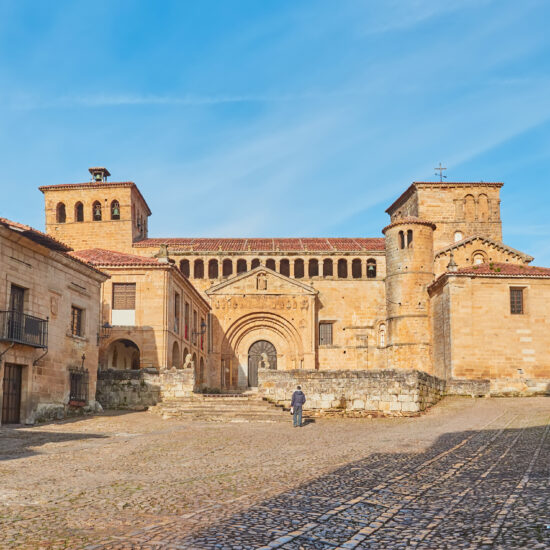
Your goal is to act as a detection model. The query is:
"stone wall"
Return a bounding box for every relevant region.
[96,367,195,410]
[258,369,445,414]
[0,223,106,425]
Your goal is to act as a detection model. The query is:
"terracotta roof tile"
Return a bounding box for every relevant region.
[71,248,161,267]
[133,237,385,252]
[453,262,550,277]
[0,217,72,252]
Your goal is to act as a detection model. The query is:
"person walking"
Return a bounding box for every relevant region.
[290,385,306,427]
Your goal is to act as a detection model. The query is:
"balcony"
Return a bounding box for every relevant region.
[0,310,48,348]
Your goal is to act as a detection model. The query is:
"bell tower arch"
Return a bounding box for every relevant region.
[39,167,151,252]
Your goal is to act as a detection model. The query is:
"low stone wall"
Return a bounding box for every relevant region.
[446,378,550,397]
[446,379,490,397]
[258,369,445,414]
[489,378,550,397]
[96,368,195,410]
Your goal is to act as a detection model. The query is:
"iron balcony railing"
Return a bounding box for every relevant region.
[0,310,48,348]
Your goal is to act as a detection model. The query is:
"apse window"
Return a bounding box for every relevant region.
[510,288,524,315]
[319,322,333,346]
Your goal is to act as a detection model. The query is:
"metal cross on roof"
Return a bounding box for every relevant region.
[434,162,447,182]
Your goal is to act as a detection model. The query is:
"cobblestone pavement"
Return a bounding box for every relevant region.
[1,397,549,549]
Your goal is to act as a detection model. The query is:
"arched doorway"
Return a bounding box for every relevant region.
[172,341,181,368]
[248,340,277,387]
[107,339,140,370]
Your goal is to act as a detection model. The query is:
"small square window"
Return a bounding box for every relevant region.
[510,288,524,315]
[319,322,333,346]
[71,306,84,336]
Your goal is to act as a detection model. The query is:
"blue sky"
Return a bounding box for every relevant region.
[1,0,550,263]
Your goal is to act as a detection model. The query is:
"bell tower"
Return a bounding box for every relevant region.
[39,167,151,252]
[383,217,435,374]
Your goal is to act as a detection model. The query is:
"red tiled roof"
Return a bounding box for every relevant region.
[386,181,504,215]
[412,181,503,186]
[38,181,152,215]
[71,248,161,267]
[0,217,107,278]
[382,217,436,234]
[132,237,385,252]
[0,217,72,252]
[453,262,550,277]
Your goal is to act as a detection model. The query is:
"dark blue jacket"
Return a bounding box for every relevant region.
[291,390,306,408]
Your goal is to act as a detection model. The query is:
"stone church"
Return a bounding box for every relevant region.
[37,167,550,412]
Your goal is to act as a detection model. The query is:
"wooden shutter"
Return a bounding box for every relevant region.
[112,283,136,310]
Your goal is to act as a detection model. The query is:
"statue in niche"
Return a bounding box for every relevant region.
[259,352,270,369]
[257,273,268,291]
[183,354,193,369]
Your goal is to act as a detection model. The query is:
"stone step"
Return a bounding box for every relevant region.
[149,393,288,422]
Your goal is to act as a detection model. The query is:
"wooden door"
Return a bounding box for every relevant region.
[2,364,22,424]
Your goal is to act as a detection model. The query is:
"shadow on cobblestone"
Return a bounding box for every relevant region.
[0,427,107,461]
[139,421,550,550]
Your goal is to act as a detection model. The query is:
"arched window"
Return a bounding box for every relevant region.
[478,194,489,221]
[407,230,413,248]
[323,258,333,277]
[56,202,66,223]
[194,259,204,279]
[338,259,348,278]
[172,342,181,369]
[308,259,319,277]
[111,200,120,220]
[222,259,233,277]
[294,259,304,278]
[473,252,485,265]
[237,259,247,274]
[352,259,362,279]
[266,258,276,271]
[280,259,290,277]
[208,259,218,279]
[399,231,405,249]
[92,201,102,221]
[251,258,260,269]
[454,231,463,242]
[367,259,377,279]
[180,259,190,277]
[378,323,386,347]
[75,202,84,222]
[464,194,476,221]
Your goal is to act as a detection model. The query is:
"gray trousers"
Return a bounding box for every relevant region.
[293,406,303,427]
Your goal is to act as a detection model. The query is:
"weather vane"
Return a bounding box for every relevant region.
[434,162,447,182]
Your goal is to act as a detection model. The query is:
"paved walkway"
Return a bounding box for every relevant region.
[1,397,549,549]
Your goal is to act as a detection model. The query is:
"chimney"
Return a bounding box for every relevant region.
[89,167,111,182]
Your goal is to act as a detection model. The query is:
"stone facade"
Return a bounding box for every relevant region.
[27,168,550,412]
[429,266,550,394]
[0,218,107,425]
[70,249,210,386]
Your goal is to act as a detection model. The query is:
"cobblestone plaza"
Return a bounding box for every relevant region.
[1,397,549,549]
